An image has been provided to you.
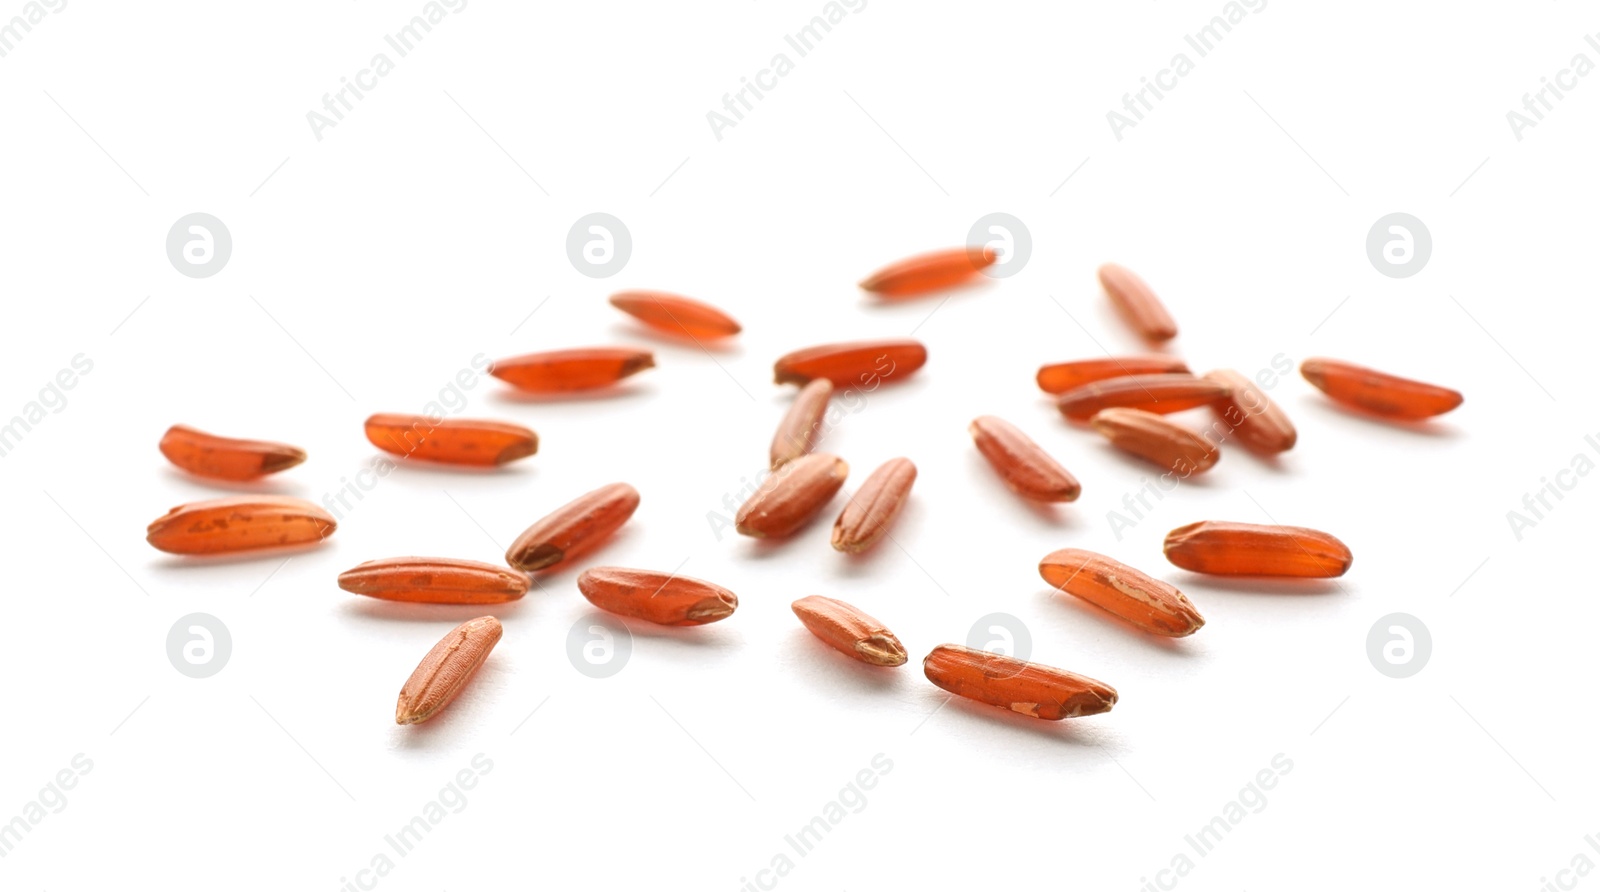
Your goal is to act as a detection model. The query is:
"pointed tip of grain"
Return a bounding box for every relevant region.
[623,353,656,378]
[856,637,908,667]
[509,542,564,572]
[494,438,539,465]
[260,449,308,474]
[1299,359,1327,388]
[687,595,738,623]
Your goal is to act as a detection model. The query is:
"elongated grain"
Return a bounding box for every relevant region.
[773,340,927,388]
[858,247,996,297]
[1038,548,1204,636]
[1056,374,1230,421]
[364,414,537,467]
[609,291,742,340]
[1036,356,1190,395]
[791,595,906,666]
[922,645,1117,720]
[577,567,738,626]
[158,425,305,481]
[736,453,849,538]
[1203,369,1297,454]
[770,378,833,469]
[489,348,654,393]
[1090,408,1218,474]
[395,616,502,724]
[1300,358,1463,420]
[339,557,530,604]
[505,482,639,571]
[969,416,1080,502]
[1098,263,1178,341]
[146,496,336,555]
[1164,520,1353,578]
[831,457,916,553]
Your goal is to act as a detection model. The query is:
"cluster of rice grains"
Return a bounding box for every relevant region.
[147,255,1458,726]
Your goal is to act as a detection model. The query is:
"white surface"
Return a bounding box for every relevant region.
[2,2,1596,889]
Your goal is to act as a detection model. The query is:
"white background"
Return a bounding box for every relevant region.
[2,1,1597,889]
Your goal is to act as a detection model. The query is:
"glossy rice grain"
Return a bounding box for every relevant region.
[158,425,306,481]
[489,348,654,393]
[1038,548,1204,637]
[1055,374,1230,422]
[773,339,927,388]
[1300,358,1463,421]
[858,246,996,298]
[338,557,530,604]
[1090,408,1218,474]
[1098,263,1178,342]
[505,482,640,571]
[1035,356,1190,395]
[922,645,1118,720]
[831,457,916,554]
[770,378,833,469]
[608,291,742,340]
[364,414,537,466]
[1203,369,1297,454]
[577,567,738,626]
[968,415,1080,502]
[1164,520,1352,578]
[791,595,906,666]
[395,616,502,724]
[736,453,849,538]
[146,496,336,555]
